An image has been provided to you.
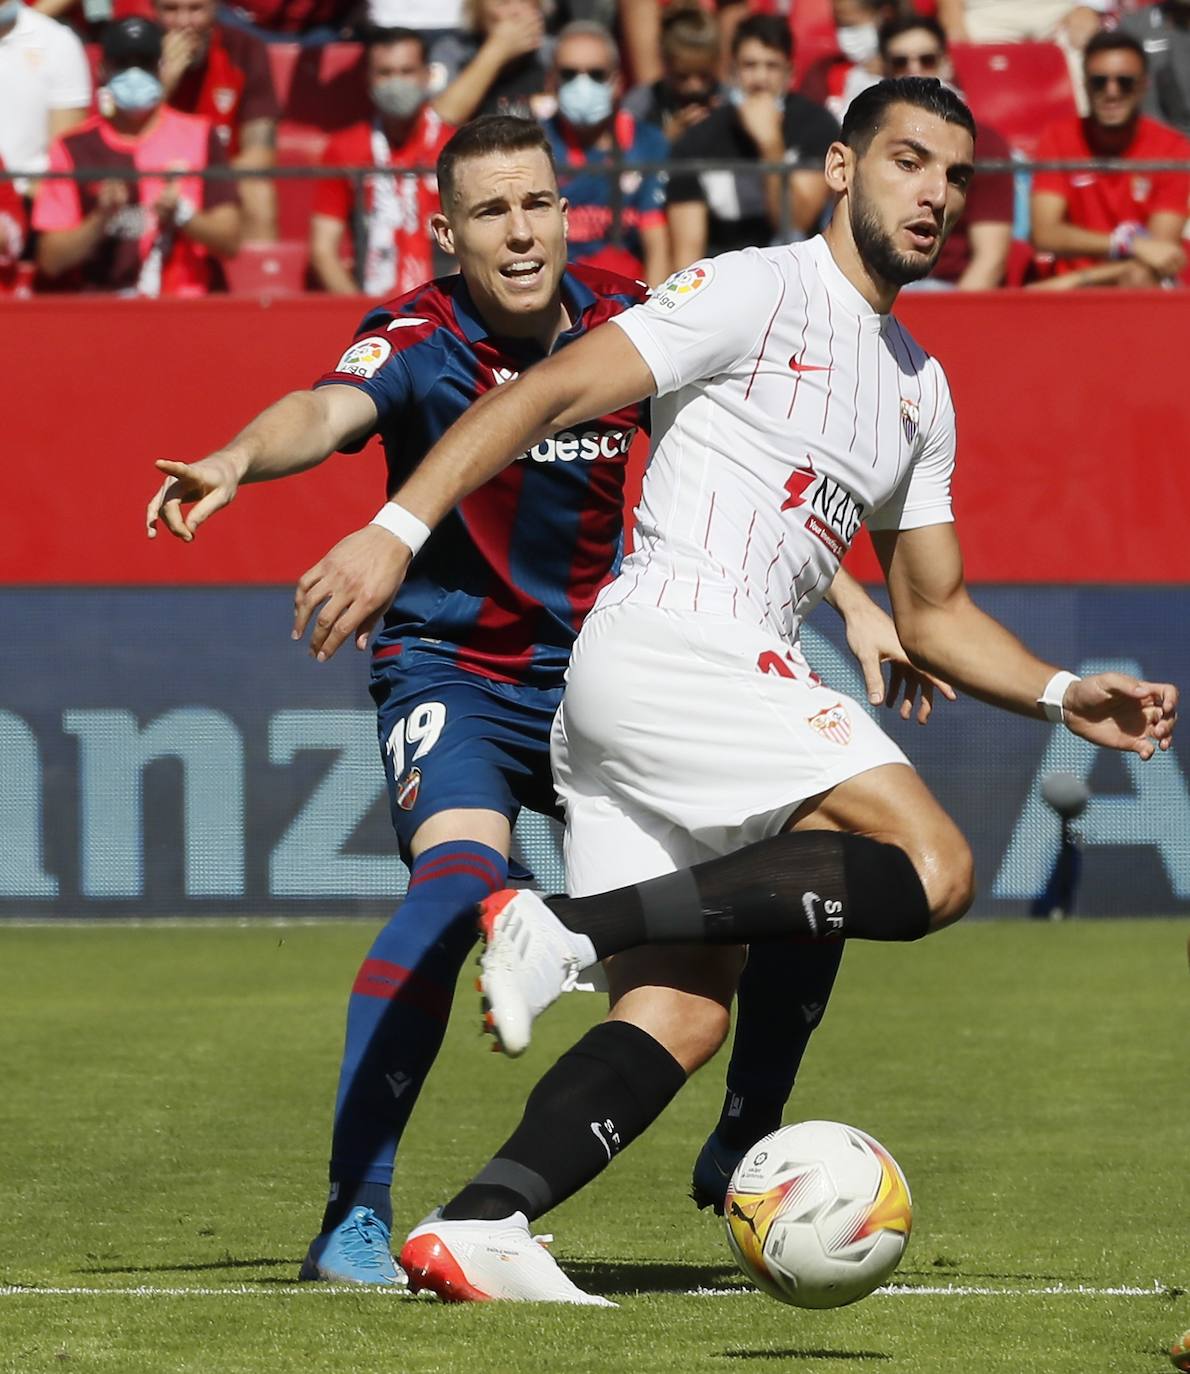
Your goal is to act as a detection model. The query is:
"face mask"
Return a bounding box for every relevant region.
[837,21,879,64]
[371,76,425,120]
[107,67,164,113]
[557,72,614,127]
[0,0,22,25]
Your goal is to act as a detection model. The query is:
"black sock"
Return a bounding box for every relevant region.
[714,941,845,1152]
[548,831,931,959]
[441,1022,687,1223]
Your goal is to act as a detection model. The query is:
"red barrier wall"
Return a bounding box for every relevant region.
[5,292,1188,585]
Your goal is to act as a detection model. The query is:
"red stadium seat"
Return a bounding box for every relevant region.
[222,240,308,295]
[951,43,1079,158]
[788,0,837,84]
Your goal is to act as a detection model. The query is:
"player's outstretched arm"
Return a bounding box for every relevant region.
[146,384,377,543]
[873,522,1178,757]
[292,323,658,661]
[825,567,956,724]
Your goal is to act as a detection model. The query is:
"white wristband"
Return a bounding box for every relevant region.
[370,501,431,557]
[1037,670,1081,724]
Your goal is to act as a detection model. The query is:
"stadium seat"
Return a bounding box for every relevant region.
[951,43,1079,158]
[788,0,837,85]
[222,240,308,296]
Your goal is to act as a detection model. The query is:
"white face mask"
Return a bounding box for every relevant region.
[837,21,879,64]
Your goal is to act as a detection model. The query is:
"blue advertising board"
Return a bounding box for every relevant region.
[2,588,1186,917]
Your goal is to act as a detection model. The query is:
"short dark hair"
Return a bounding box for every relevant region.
[731,13,793,62]
[436,116,558,209]
[364,25,427,60]
[842,76,976,154]
[878,16,948,60]
[1083,29,1147,71]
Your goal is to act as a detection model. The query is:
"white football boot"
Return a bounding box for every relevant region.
[477,889,595,1056]
[399,1209,615,1306]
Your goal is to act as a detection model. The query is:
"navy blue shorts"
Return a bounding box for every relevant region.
[370,646,564,863]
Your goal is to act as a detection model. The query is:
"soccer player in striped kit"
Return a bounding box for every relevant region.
[295,79,1177,1303]
[147,114,923,1292]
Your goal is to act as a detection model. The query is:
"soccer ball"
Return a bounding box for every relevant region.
[723,1120,912,1308]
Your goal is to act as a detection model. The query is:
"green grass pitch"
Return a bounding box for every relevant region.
[1,919,1186,1374]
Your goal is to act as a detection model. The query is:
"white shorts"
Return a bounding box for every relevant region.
[552,603,910,897]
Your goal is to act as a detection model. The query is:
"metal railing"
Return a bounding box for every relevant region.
[7,155,1190,291]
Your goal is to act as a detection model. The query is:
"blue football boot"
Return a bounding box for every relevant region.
[299,1206,407,1287]
[689,1129,747,1216]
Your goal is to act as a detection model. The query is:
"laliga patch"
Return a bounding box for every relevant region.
[395,767,422,811]
[651,262,713,312]
[335,336,391,378]
[807,703,852,747]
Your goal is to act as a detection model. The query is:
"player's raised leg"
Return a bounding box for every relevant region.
[480,760,971,1053]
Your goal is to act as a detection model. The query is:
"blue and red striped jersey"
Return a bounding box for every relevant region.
[314,263,649,686]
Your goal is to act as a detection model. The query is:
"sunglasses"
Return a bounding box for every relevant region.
[1088,73,1139,94]
[888,52,941,73]
[559,66,610,84]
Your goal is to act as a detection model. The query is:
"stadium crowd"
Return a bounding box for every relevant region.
[2,0,1190,295]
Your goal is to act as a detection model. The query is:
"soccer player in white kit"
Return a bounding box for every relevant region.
[293,78,1178,1303]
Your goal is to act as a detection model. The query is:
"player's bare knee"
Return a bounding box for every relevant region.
[912,834,975,931]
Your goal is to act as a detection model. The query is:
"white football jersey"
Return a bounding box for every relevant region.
[602,235,956,648]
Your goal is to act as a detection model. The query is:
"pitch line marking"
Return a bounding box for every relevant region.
[0,1282,1176,1300]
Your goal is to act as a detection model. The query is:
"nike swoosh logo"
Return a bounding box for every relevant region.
[790,357,833,373]
[801,891,820,934]
[387,316,431,331]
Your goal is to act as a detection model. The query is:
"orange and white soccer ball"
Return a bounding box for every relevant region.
[724,1120,912,1309]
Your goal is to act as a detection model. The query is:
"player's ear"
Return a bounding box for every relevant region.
[430,211,455,256]
[559,196,569,241]
[823,140,852,196]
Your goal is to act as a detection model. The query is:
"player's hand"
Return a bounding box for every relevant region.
[1061,673,1178,759]
[1132,236,1186,280]
[843,596,956,725]
[146,453,242,541]
[292,525,412,661]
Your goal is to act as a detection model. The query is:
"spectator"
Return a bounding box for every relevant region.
[155,0,279,242]
[549,0,664,87]
[34,17,241,294]
[310,27,452,296]
[0,0,91,179]
[800,0,898,120]
[1120,1,1190,138]
[937,0,1108,47]
[623,4,723,143]
[542,19,670,283]
[879,17,1014,288]
[0,156,29,292]
[666,13,838,265]
[1031,30,1189,286]
[430,0,549,124]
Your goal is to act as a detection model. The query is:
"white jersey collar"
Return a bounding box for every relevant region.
[805,234,887,335]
